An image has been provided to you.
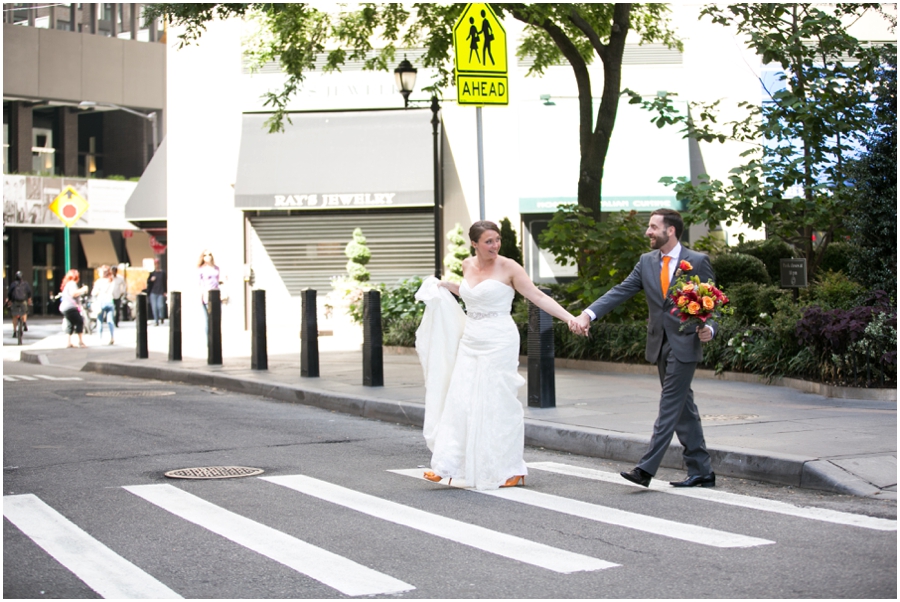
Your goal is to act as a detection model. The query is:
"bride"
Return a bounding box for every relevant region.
[415,220,579,490]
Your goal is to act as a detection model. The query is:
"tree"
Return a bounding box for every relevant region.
[845,49,897,296]
[498,217,522,265]
[443,224,469,284]
[145,3,680,217]
[345,228,371,284]
[626,4,894,280]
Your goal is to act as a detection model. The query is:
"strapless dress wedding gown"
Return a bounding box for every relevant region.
[415,276,527,490]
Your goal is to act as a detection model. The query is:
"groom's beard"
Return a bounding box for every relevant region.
[649,232,669,250]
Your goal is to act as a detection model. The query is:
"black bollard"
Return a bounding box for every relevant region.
[136,293,149,359]
[207,289,222,365]
[527,287,555,408]
[168,291,182,361]
[300,289,319,377]
[251,289,267,370]
[362,289,383,387]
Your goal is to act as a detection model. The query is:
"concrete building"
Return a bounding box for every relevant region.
[3,3,165,313]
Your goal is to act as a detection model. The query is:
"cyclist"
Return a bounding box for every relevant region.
[7,271,33,337]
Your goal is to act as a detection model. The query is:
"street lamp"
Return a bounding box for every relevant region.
[394,58,417,108]
[395,59,442,279]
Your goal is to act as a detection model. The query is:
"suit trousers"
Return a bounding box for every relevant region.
[636,335,712,477]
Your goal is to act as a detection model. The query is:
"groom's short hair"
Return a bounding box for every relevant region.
[651,208,684,240]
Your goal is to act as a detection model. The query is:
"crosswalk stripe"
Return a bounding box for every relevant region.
[5,375,39,381]
[123,484,414,596]
[3,375,17,381]
[527,462,898,532]
[262,474,616,574]
[3,494,182,599]
[388,469,773,549]
[34,374,83,381]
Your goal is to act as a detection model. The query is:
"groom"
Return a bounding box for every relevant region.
[571,208,717,488]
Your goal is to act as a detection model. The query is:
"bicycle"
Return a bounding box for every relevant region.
[15,314,24,345]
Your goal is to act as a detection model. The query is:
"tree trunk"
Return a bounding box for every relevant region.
[579,4,631,219]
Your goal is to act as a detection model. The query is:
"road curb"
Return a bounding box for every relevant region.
[77,358,876,498]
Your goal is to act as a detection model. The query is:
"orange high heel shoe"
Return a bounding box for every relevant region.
[423,471,451,485]
[501,475,525,488]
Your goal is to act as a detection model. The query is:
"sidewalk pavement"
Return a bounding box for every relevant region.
[5,318,896,500]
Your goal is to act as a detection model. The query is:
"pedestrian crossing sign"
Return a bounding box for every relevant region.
[49,186,89,228]
[453,3,509,105]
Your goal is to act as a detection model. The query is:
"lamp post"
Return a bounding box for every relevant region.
[395,59,442,279]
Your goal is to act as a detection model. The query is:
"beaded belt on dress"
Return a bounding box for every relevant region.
[467,311,503,320]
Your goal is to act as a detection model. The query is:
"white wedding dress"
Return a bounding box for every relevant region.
[415,276,527,490]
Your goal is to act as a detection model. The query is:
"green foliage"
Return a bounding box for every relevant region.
[723,282,791,325]
[732,238,797,284]
[498,217,522,265]
[710,253,770,289]
[538,206,648,321]
[846,49,897,297]
[689,232,727,257]
[628,4,894,280]
[816,241,856,277]
[807,270,867,311]
[344,228,371,284]
[443,224,469,284]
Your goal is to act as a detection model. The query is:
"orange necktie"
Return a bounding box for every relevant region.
[660,255,671,299]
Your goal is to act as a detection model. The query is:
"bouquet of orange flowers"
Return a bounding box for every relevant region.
[668,262,730,331]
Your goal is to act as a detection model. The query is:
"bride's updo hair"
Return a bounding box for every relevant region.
[469,220,501,243]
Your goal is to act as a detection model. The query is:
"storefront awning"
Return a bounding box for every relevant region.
[518,98,690,213]
[235,109,435,210]
[125,138,167,224]
[79,231,119,268]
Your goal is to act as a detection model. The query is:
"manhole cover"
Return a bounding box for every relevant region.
[164,466,265,479]
[701,414,759,421]
[86,391,177,398]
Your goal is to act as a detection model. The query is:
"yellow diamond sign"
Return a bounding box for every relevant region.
[49,186,89,227]
[453,3,508,105]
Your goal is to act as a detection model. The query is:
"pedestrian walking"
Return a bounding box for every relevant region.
[147,259,167,326]
[571,208,718,488]
[59,269,89,348]
[91,265,116,345]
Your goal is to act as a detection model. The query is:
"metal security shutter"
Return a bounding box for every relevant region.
[249,211,436,294]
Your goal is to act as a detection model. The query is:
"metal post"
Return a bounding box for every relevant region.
[362,290,383,387]
[476,105,485,220]
[251,289,267,370]
[64,226,71,272]
[136,293,148,359]
[527,287,555,408]
[168,291,182,361]
[300,289,319,377]
[431,95,442,278]
[207,289,222,365]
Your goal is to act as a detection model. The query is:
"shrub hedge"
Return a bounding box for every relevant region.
[710,252,771,288]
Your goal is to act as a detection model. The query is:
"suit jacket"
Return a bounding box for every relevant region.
[587,246,716,364]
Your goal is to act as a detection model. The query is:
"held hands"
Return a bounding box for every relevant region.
[697,325,713,342]
[567,312,591,337]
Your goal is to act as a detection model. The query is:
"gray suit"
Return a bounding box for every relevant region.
[587,246,714,477]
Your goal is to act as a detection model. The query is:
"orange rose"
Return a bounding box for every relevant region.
[678,296,690,307]
[682,283,695,293]
[698,283,709,294]
[702,296,715,310]
[688,301,701,315]
[679,260,693,271]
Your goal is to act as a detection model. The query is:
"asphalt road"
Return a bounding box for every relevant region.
[3,359,897,599]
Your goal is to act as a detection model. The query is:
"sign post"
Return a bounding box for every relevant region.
[453,3,508,220]
[49,186,89,271]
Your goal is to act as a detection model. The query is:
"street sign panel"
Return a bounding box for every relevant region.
[49,186,89,227]
[780,258,808,288]
[453,3,508,105]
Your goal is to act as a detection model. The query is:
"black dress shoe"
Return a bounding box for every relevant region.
[620,467,653,487]
[670,472,716,487]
